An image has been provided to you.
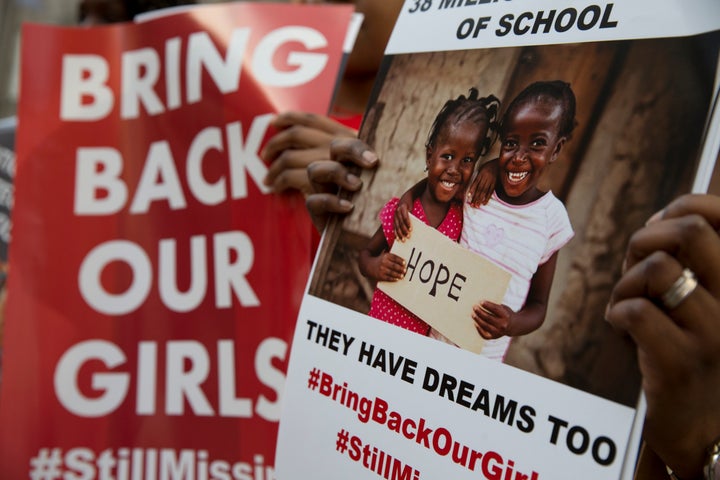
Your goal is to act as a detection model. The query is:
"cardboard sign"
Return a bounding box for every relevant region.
[0,3,355,479]
[379,214,510,353]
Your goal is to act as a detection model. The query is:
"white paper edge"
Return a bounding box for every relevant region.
[344,13,364,54]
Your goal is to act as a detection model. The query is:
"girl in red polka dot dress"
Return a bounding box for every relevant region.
[358,89,499,335]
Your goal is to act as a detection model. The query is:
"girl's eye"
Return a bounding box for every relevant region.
[502,140,517,149]
[463,156,476,163]
[531,138,548,147]
[441,154,454,160]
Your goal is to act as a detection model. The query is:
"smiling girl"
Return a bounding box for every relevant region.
[358,89,499,334]
[462,80,576,361]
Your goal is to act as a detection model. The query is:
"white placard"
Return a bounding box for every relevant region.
[277,1,720,478]
[278,297,636,479]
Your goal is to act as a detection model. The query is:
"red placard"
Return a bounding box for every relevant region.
[0,3,354,478]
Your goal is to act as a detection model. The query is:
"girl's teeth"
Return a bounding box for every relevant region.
[441,181,456,188]
[508,172,528,182]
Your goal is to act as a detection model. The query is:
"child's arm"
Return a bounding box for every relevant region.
[358,226,406,282]
[472,251,559,338]
[394,179,427,241]
[467,158,498,207]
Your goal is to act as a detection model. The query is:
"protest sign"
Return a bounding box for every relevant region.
[0,3,356,479]
[280,300,637,479]
[277,0,720,478]
[379,214,510,353]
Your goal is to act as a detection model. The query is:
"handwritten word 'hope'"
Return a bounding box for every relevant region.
[404,247,466,301]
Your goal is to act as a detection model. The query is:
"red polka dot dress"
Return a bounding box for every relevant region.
[367,197,463,335]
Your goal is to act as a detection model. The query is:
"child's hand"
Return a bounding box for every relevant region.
[394,203,412,242]
[467,158,498,207]
[472,301,513,339]
[374,252,406,282]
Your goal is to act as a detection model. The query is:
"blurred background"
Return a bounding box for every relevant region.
[0,0,293,149]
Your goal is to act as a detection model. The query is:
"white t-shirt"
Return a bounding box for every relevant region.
[459,190,574,361]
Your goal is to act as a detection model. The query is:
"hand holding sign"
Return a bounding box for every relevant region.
[379,213,510,354]
[472,301,514,339]
[371,251,407,282]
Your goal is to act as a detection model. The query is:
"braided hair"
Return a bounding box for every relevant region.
[499,80,577,141]
[425,88,501,157]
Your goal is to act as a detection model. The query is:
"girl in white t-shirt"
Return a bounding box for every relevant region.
[397,80,576,361]
[461,80,576,360]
